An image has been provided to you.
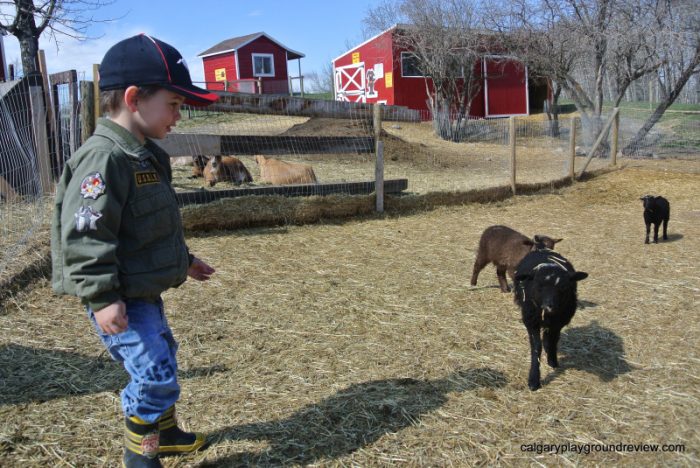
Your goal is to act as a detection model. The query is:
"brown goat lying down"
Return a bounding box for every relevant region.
[203,155,253,187]
[471,225,562,292]
[254,155,318,185]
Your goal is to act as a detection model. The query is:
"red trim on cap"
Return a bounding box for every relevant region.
[169,84,219,103]
[143,34,172,83]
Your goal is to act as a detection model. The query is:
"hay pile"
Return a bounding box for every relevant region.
[1,159,698,466]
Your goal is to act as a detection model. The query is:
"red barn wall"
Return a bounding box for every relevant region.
[334,29,395,105]
[238,36,289,93]
[203,52,237,91]
[391,43,487,118]
[333,27,532,119]
[484,58,528,116]
[390,42,429,112]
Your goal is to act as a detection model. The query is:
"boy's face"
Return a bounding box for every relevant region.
[133,89,185,140]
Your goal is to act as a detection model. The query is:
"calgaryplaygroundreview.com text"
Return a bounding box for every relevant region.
[520,442,686,455]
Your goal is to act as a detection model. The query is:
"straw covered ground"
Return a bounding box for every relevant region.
[1,158,698,467]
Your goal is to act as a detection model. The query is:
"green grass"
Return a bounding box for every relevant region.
[296,92,334,100]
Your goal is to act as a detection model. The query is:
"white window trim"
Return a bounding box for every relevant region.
[400,51,424,78]
[252,53,275,77]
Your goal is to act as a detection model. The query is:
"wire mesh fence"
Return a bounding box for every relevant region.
[0,78,53,285]
[1,80,698,285]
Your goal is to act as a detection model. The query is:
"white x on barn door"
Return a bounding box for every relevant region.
[334,62,366,103]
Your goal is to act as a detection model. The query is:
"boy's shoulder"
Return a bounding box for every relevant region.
[68,132,125,170]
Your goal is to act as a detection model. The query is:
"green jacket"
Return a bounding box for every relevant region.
[51,118,190,310]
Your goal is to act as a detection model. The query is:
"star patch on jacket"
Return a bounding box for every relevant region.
[75,206,102,232]
[80,172,106,199]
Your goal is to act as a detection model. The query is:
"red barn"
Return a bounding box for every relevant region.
[198,32,304,94]
[332,25,548,118]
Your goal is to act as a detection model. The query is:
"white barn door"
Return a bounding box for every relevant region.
[334,62,366,103]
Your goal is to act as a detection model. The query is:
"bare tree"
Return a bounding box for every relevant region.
[623,0,700,154]
[0,0,115,75]
[364,0,490,141]
[307,61,335,94]
[489,0,679,152]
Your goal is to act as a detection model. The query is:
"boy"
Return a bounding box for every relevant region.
[51,34,219,467]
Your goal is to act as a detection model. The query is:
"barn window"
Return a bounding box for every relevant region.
[401,52,425,78]
[252,53,275,77]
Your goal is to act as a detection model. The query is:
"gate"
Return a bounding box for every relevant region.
[334,62,366,103]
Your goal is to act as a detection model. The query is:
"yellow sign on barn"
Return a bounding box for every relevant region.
[385,72,393,88]
[214,68,226,81]
[352,52,360,64]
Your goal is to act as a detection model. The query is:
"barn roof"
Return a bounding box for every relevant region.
[198,32,305,60]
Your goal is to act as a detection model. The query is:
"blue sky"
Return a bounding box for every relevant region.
[2,0,381,86]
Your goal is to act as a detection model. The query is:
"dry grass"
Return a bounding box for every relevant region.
[1,160,699,467]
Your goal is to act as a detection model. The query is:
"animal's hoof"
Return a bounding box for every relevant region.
[548,359,559,368]
[644,240,649,244]
[528,381,541,391]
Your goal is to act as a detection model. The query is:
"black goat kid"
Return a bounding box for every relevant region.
[514,251,588,391]
[640,195,670,244]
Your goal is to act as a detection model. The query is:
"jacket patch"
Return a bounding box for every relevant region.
[80,172,106,199]
[135,171,160,186]
[75,206,102,232]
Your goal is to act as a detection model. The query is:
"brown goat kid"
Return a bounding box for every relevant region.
[255,155,318,185]
[471,225,562,292]
[203,155,253,187]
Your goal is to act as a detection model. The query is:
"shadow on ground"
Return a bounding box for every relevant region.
[542,319,635,387]
[200,368,507,466]
[0,344,227,405]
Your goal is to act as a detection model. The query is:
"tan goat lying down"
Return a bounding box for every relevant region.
[254,155,318,185]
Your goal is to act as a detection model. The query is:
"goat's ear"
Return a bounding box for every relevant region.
[553,238,563,244]
[523,239,535,246]
[514,273,532,282]
[570,271,588,282]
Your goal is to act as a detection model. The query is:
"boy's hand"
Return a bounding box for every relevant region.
[188,257,215,281]
[94,301,128,334]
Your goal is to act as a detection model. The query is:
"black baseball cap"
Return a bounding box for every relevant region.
[99,34,218,107]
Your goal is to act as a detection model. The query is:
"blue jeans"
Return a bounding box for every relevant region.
[87,298,180,423]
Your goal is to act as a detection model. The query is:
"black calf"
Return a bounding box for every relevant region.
[640,195,670,244]
[514,251,588,390]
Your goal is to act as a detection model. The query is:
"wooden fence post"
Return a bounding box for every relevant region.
[374,104,384,212]
[80,81,95,144]
[611,109,619,166]
[38,50,60,174]
[569,116,577,181]
[27,72,53,194]
[509,116,516,195]
[92,64,101,127]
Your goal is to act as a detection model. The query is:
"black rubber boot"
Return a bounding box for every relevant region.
[158,405,208,456]
[123,416,162,468]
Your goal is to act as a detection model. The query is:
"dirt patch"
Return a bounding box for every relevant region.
[281,117,373,137]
